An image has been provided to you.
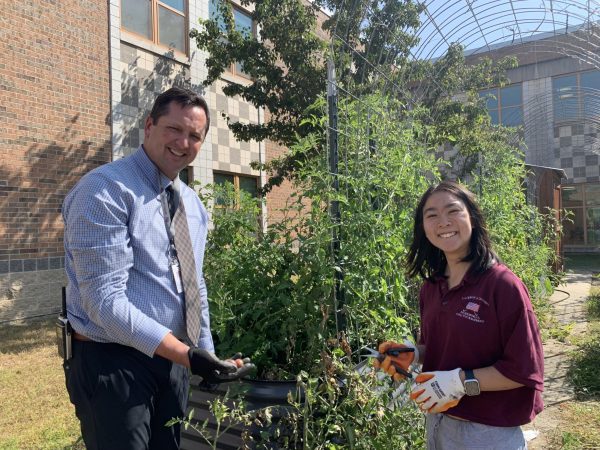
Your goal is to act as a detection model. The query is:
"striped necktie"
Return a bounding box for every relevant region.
[167,179,201,345]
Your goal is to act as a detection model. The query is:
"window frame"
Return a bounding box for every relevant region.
[178,166,193,186]
[561,182,600,247]
[120,0,189,56]
[213,171,259,208]
[209,0,255,80]
[229,4,254,79]
[479,83,523,127]
[553,70,600,124]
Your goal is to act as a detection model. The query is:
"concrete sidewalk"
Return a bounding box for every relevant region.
[541,269,593,406]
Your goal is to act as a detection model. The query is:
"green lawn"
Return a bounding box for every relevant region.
[0,318,83,450]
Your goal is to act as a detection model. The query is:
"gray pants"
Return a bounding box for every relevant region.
[426,414,527,450]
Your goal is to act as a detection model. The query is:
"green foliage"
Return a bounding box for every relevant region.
[201,90,559,447]
[571,335,600,398]
[191,0,426,193]
[465,126,561,300]
[191,0,326,147]
[203,181,334,380]
[202,86,560,443]
[321,95,440,346]
[545,322,574,342]
[167,390,252,450]
[560,431,584,449]
[318,0,424,88]
[570,289,600,399]
[203,93,438,380]
[289,361,425,449]
[588,288,600,319]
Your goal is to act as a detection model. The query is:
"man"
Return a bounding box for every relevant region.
[62,87,253,449]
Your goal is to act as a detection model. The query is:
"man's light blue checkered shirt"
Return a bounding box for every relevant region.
[63,147,214,357]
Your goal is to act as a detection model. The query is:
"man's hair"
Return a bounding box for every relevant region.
[149,87,210,139]
[406,180,497,280]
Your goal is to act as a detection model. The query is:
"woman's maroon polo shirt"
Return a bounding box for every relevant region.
[418,263,544,427]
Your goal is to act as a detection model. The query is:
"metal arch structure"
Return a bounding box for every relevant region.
[324,0,600,333]
[413,1,600,157]
[413,0,600,63]
[325,0,600,153]
[327,0,600,81]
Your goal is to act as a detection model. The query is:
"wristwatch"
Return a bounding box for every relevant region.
[463,369,480,396]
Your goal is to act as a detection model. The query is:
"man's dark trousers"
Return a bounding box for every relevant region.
[64,339,189,450]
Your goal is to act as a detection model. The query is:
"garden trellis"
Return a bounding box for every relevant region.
[185,2,593,446]
[324,0,600,338]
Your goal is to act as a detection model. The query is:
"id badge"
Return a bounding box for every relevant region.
[171,259,183,293]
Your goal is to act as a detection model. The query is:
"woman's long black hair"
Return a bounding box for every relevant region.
[406,181,497,280]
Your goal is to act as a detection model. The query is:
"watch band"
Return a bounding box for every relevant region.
[463,369,480,396]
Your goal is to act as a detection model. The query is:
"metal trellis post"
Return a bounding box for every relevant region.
[327,58,346,335]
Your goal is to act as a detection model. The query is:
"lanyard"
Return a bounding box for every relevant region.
[159,179,178,260]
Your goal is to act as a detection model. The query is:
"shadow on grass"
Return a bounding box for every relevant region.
[0,316,57,354]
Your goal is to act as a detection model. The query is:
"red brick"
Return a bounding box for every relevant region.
[0,0,112,260]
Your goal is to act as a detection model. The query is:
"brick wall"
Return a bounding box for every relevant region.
[263,4,329,226]
[0,0,111,321]
[264,132,296,225]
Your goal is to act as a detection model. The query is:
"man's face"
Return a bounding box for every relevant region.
[143,102,207,180]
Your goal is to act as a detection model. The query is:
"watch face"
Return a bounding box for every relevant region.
[464,379,480,396]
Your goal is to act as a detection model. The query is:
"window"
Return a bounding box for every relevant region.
[562,182,600,246]
[209,0,254,78]
[178,166,192,186]
[213,172,258,206]
[553,70,600,122]
[479,84,523,127]
[121,0,187,54]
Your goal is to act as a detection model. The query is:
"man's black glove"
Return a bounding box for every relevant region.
[188,348,256,383]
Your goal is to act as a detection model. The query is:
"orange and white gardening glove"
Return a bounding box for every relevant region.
[372,340,419,381]
[410,368,465,413]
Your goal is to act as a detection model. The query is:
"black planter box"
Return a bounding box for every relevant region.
[180,376,301,450]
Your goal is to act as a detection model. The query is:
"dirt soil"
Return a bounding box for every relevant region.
[522,269,594,449]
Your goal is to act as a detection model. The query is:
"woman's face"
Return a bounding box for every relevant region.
[422,190,473,261]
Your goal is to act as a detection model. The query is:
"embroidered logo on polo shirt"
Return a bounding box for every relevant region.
[456,296,487,323]
[465,301,480,313]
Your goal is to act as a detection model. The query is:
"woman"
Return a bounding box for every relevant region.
[381,181,544,449]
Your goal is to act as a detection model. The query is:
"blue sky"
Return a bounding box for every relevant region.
[412,0,599,59]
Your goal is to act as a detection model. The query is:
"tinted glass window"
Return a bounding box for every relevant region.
[553,75,578,121]
[587,207,600,245]
[479,90,498,109]
[586,184,600,207]
[214,173,234,186]
[122,0,151,38]
[581,70,600,89]
[214,173,235,206]
[178,167,190,186]
[239,176,258,197]
[563,208,584,244]
[488,109,499,125]
[159,6,185,52]
[562,185,583,207]
[502,107,523,127]
[233,8,252,36]
[162,0,184,11]
[500,85,521,107]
